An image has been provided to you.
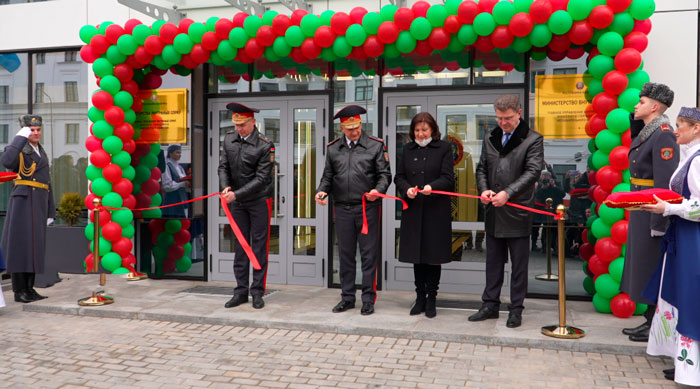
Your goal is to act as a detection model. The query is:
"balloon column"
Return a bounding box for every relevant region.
[148,219,193,276]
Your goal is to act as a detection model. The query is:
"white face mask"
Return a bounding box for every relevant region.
[415,138,432,147]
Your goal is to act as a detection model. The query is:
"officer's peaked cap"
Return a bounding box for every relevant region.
[334,105,367,129]
[226,102,259,124]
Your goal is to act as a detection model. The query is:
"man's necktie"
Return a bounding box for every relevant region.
[502,132,511,147]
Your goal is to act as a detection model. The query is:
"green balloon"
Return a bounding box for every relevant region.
[244,15,263,37]
[513,0,534,13]
[588,79,604,97]
[447,36,465,52]
[319,10,335,26]
[583,276,596,295]
[530,50,547,61]
[229,27,248,48]
[216,41,237,61]
[592,293,612,313]
[548,10,573,35]
[184,24,204,45]
[183,242,192,255]
[591,150,610,170]
[112,267,129,275]
[610,12,635,36]
[594,274,621,299]
[595,129,622,153]
[85,223,95,241]
[102,192,123,209]
[91,178,112,197]
[330,35,352,56]
[608,257,624,283]
[586,215,598,228]
[173,34,194,54]
[627,69,650,90]
[122,224,135,239]
[597,31,624,56]
[133,165,150,183]
[492,1,515,25]
[151,20,165,34]
[124,109,136,124]
[165,219,182,234]
[117,35,137,55]
[588,138,597,153]
[151,192,162,207]
[101,252,122,272]
[88,106,105,123]
[92,120,114,139]
[380,4,398,21]
[262,10,279,26]
[263,47,280,62]
[102,136,123,155]
[383,43,400,59]
[320,47,338,62]
[100,75,121,95]
[606,108,631,134]
[98,21,114,35]
[85,165,103,181]
[457,25,478,46]
[122,165,135,181]
[151,55,169,70]
[634,302,648,316]
[113,91,133,110]
[567,0,594,21]
[176,256,192,272]
[612,182,630,193]
[132,24,152,45]
[106,45,126,64]
[362,12,383,34]
[346,24,367,47]
[93,58,114,77]
[162,45,182,65]
[80,25,99,44]
[111,209,133,227]
[301,14,321,37]
[140,153,158,170]
[622,168,630,184]
[618,88,640,112]
[206,16,219,32]
[591,217,612,239]
[512,36,532,53]
[396,31,417,53]
[473,13,496,36]
[599,204,624,225]
[529,24,552,47]
[285,25,305,47]
[629,0,655,20]
[426,5,447,27]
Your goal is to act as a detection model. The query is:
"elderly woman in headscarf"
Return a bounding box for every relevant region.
[162,144,190,218]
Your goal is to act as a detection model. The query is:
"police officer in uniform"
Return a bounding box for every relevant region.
[1,115,56,303]
[315,105,392,315]
[219,103,274,310]
[621,83,680,341]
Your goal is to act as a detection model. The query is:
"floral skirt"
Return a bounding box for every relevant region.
[647,257,700,386]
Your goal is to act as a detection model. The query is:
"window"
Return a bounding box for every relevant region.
[36,53,45,64]
[287,83,309,92]
[553,67,577,75]
[35,83,44,103]
[0,124,8,143]
[355,79,373,101]
[475,115,498,140]
[531,70,545,91]
[259,82,279,92]
[334,81,346,103]
[0,85,8,104]
[65,81,78,102]
[65,123,80,144]
[64,51,78,62]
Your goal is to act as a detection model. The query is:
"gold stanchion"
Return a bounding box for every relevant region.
[78,198,114,306]
[541,204,585,339]
[126,271,147,281]
[536,198,558,281]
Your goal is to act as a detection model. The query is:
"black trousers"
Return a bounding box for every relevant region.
[335,204,380,304]
[11,272,35,293]
[230,199,270,297]
[482,234,530,313]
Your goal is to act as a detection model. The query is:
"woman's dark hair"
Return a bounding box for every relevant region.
[409,112,441,141]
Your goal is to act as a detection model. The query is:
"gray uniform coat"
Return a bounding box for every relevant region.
[1,135,56,273]
[394,140,454,265]
[621,114,680,304]
[476,120,544,238]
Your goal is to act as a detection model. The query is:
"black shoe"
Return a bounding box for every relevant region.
[14,290,36,303]
[224,294,248,308]
[531,245,540,252]
[506,312,522,328]
[468,307,499,321]
[28,289,47,300]
[360,302,374,316]
[664,371,675,381]
[410,294,426,316]
[476,245,483,252]
[332,300,355,313]
[252,295,264,309]
[663,368,675,375]
[628,333,649,342]
[425,296,436,319]
[622,322,650,336]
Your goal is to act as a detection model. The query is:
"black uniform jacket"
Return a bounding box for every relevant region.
[317,132,392,205]
[476,119,544,238]
[218,129,274,204]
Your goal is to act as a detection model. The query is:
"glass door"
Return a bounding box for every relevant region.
[208,97,328,286]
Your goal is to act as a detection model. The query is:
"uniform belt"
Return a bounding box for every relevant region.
[14,179,49,190]
[630,177,654,186]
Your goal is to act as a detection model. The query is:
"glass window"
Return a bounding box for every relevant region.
[334,80,346,102]
[0,85,8,104]
[36,53,45,64]
[64,81,78,102]
[65,123,79,144]
[208,64,249,94]
[0,124,8,143]
[64,51,78,62]
[553,67,577,75]
[531,70,545,91]
[35,82,44,103]
[259,82,278,92]
[354,78,373,101]
[382,53,471,87]
[333,60,379,138]
[287,83,309,92]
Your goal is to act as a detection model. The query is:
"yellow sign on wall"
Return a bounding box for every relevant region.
[137,88,188,143]
[535,74,589,139]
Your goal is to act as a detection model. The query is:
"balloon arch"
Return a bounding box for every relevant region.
[78,0,656,316]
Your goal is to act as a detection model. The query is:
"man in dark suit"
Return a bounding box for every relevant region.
[1,115,56,303]
[471,95,544,328]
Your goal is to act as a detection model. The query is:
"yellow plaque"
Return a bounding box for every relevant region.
[535,74,589,139]
[135,88,188,143]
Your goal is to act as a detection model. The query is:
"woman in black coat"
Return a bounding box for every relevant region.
[394,112,454,318]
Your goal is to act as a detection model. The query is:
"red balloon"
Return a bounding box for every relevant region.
[568,21,593,45]
[244,39,264,59]
[350,7,369,24]
[621,129,632,147]
[105,24,125,44]
[457,1,478,24]
[548,34,570,53]
[589,114,607,135]
[582,229,589,244]
[413,39,433,56]
[122,194,136,209]
[509,13,534,37]
[144,35,165,55]
[592,92,618,115]
[133,46,154,65]
[567,46,586,59]
[90,149,111,168]
[588,5,614,29]
[233,12,249,28]
[174,229,192,245]
[80,45,99,63]
[148,219,166,234]
[159,23,179,44]
[272,14,292,35]
[610,220,629,244]
[550,0,567,11]
[291,9,308,26]
[178,19,195,34]
[167,244,185,260]
[474,36,495,53]
[429,28,451,50]
[609,145,630,170]
[214,18,234,40]
[547,50,566,61]
[84,253,94,270]
[330,12,351,35]
[579,242,594,261]
[191,44,211,63]
[377,22,399,44]
[607,0,632,13]
[633,19,652,35]
[150,168,162,181]
[122,253,136,268]
[602,70,629,95]
[141,178,160,196]
[104,106,125,125]
[363,36,384,57]
[256,25,275,47]
[624,31,648,52]
[90,34,110,55]
[112,237,133,257]
[592,185,610,204]
[114,123,135,141]
[113,64,134,82]
[141,73,162,90]
[614,48,642,74]
[443,15,460,34]
[113,178,134,197]
[314,25,336,48]
[85,193,97,210]
[588,255,608,276]
[491,26,513,49]
[595,237,622,263]
[103,163,123,183]
[200,31,220,51]
[90,208,111,226]
[135,192,152,209]
[92,90,114,110]
[122,139,136,154]
[597,166,623,192]
[121,80,139,95]
[611,293,636,318]
[411,1,430,18]
[85,136,103,152]
[530,0,553,24]
[102,221,123,242]
[301,38,321,59]
[477,0,498,13]
[588,170,597,186]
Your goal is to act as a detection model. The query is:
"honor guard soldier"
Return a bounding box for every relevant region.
[621,83,680,342]
[219,103,274,310]
[315,105,392,315]
[1,115,56,303]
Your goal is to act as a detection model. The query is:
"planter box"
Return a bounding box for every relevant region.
[36,225,90,288]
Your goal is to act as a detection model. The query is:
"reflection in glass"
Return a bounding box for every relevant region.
[293,225,315,255]
[294,108,315,219]
[451,230,486,262]
[394,105,421,220]
[219,223,279,255]
[252,60,329,92]
[383,53,471,87]
[208,64,249,94]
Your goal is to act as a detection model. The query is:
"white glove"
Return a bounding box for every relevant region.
[47,218,54,226]
[17,127,31,138]
[650,229,665,237]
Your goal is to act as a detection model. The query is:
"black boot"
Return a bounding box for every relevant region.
[27,273,47,300]
[410,264,427,316]
[11,273,35,303]
[628,305,655,342]
[424,265,441,318]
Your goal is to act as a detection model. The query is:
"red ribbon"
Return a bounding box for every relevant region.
[430,190,562,219]
[361,193,408,235]
[100,192,220,212]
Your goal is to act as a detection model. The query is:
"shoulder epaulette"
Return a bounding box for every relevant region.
[327,138,341,146]
[660,124,672,132]
[368,136,384,143]
[258,136,270,144]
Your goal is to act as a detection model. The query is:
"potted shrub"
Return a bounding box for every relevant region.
[56,192,82,226]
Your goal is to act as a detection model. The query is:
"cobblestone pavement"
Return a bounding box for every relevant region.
[0,309,680,389]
